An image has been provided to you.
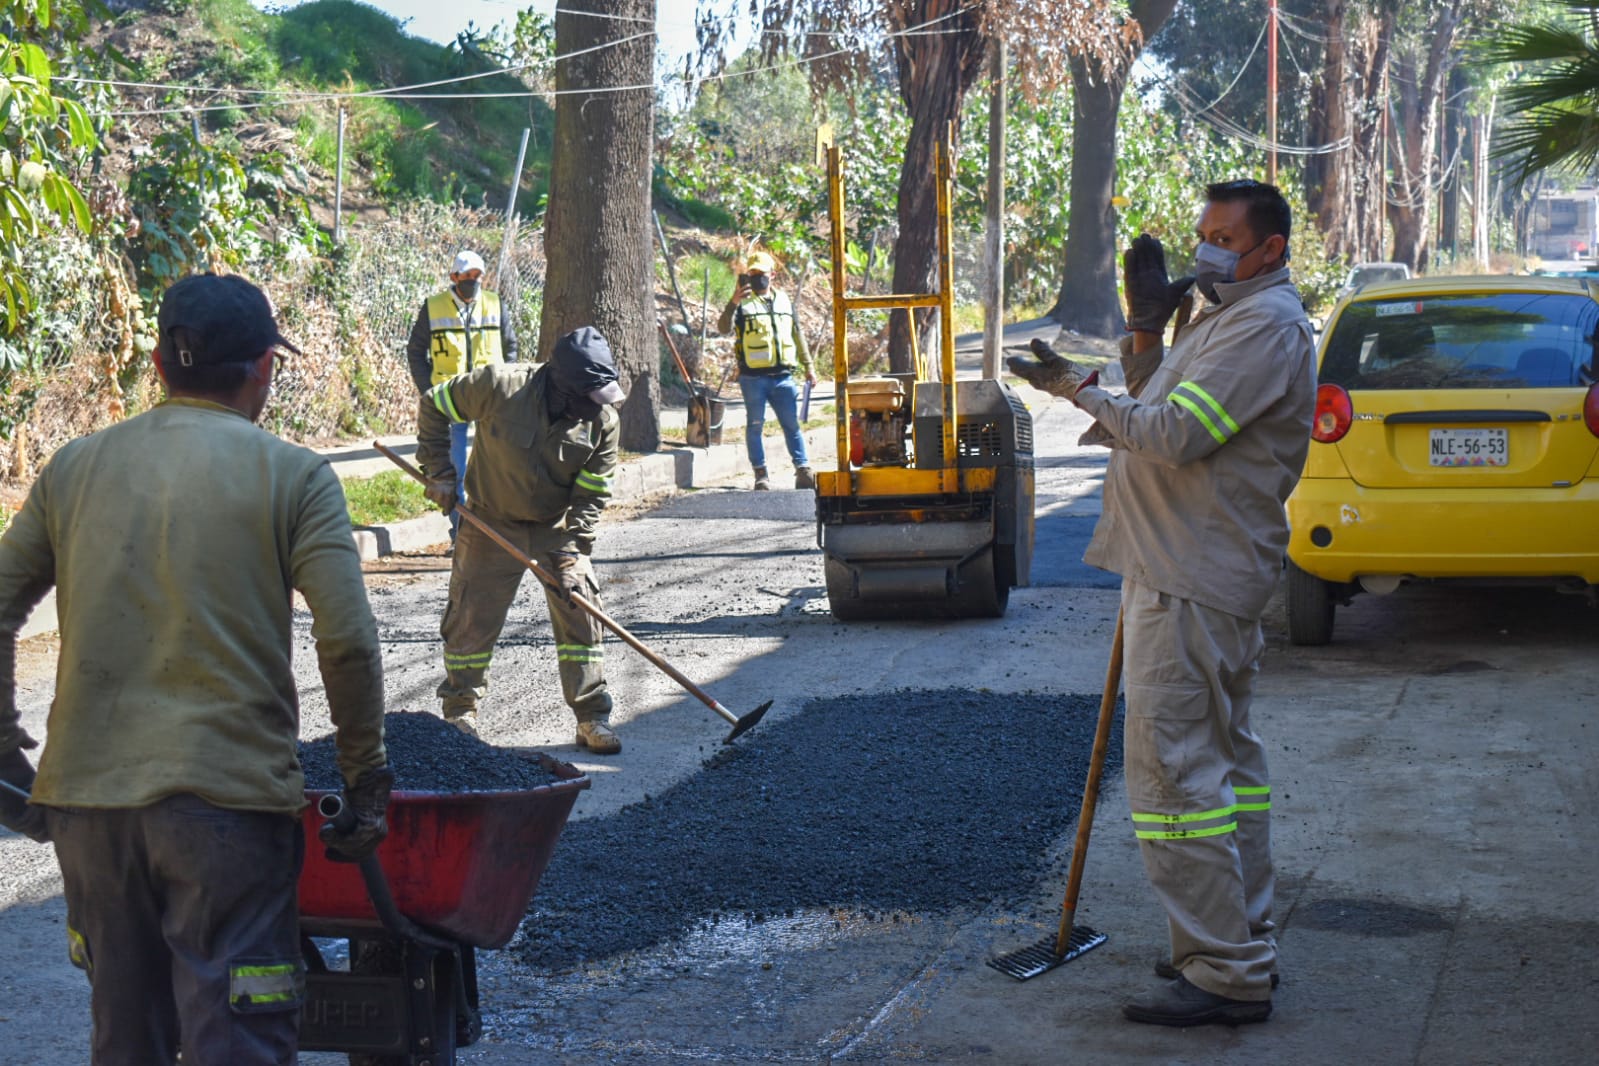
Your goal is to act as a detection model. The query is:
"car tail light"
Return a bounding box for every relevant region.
[1312,383,1353,443]
[1585,382,1599,438]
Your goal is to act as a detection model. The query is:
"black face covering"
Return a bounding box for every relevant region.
[750,273,772,294]
[455,279,480,301]
[546,326,621,422]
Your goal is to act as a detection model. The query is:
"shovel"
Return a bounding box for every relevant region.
[986,609,1123,979]
[376,442,771,744]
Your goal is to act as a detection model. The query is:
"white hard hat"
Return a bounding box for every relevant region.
[451,250,485,275]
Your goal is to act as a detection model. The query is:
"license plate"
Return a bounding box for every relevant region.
[1429,428,1508,467]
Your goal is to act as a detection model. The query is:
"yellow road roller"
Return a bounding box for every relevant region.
[815,137,1034,620]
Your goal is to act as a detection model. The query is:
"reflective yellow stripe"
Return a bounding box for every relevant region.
[431,383,464,423]
[229,962,302,1005]
[1173,381,1240,435]
[1135,821,1238,841]
[1235,785,1271,812]
[446,653,492,664]
[67,926,91,973]
[234,964,297,977]
[1171,392,1228,444]
[557,644,602,663]
[575,470,610,493]
[1131,803,1235,825]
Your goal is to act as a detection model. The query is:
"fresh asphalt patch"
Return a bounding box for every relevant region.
[515,687,1123,972]
[299,711,564,791]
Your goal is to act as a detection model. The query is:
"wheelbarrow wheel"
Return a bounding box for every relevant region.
[346,938,459,1066]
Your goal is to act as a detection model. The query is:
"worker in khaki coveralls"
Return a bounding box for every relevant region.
[418,326,624,752]
[0,273,392,1064]
[1010,180,1314,1027]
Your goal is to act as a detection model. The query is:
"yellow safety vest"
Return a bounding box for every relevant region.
[734,290,796,372]
[426,290,506,385]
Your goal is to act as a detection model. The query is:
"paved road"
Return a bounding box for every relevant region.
[1,382,1595,1064]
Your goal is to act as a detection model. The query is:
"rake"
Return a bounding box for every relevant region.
[987,609,1123,980]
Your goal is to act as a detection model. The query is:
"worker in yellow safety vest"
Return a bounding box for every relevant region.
[406,250,519,539]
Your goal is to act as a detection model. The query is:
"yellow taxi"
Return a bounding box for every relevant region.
[1286,274,1599,644]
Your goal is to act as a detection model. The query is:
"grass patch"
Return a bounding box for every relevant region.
[343,471,434,526]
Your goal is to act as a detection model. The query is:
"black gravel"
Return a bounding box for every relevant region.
[298,711,562,791]
[517,688,1121,970]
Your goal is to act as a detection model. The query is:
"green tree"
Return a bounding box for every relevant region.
[1480,0,1599,181]
[0,0,97,335]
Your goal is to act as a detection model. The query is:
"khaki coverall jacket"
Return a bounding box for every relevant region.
[417,363,619,554]
[1075,269,1317,619]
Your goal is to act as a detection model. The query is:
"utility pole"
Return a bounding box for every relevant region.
[333,107,346,246]
[1266,0,1278,185]
[982,36,1006,380]
[498,128,531,288]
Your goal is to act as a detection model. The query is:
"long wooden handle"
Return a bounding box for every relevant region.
[1054,608,1125,956]
[374,441,741,728]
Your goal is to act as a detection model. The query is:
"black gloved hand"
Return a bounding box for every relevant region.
[548,552,584,606]
[0,746,49,844]
[1123,234,1196,334]
[1007,338,1099,403]
[424,479,457,516]
[319,765,393,863]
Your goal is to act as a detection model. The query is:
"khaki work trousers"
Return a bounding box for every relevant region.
[47,795,305,1065]
[438,518,611,723]
[1121,579,1276,1001]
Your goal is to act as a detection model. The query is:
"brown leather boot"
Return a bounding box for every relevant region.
[752,467,771,491]
[575,720,622,754]
[794,466,816,490]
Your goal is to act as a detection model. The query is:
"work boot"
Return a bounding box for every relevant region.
[1155,959,1278,988]
[1122,976,1272,1027]
[752,466,771,491]
[575,720,622,754]
[442,696,478,736]
[794,465,816,490]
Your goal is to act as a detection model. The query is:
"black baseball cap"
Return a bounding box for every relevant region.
[157,273,302,367]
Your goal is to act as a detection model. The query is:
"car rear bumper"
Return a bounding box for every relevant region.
[1287,477,1599,583]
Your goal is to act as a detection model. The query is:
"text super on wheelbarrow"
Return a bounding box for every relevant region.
[297,754,589,1066]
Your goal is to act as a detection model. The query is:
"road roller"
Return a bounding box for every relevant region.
[815,136,1034,620]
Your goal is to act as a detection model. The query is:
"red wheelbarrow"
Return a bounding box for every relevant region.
[297,753,589,1065]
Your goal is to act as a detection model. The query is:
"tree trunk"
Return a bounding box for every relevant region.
[1385,3,1462,272]
[540,0,659,452]
[885,0,985,374]
[1047,0,1178,339]
[1438,66,1465,263]
[1304,0,1351,261]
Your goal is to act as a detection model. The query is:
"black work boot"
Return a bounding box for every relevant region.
[1122,976,1272,1027]
[752,466,771,491]
[1155,958,1278,988]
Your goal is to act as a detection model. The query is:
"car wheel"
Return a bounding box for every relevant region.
[1287,560,1336,646]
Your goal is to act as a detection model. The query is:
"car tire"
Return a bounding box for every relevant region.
[1287,560,1337,646]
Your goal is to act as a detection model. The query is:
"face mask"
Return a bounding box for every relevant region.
[750,274,771,294]
[455,278,480,301]
[1194,240,1267,303]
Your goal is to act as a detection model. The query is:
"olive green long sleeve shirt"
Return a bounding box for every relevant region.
[417,364,619,555]
[0,398,387,814]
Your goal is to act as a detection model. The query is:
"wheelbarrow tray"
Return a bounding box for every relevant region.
[299,753,589,950]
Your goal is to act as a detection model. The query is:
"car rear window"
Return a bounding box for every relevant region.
[1347,265,1408,287]
[1320,292,1599,390]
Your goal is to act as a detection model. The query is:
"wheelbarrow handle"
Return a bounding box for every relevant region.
[374,443,770,743]
[317,794,456,952]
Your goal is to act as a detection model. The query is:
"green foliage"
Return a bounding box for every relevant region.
[127,131,326,297]
[1478,0,1599,181]
[0,0,99,337]
[341,470,432,526]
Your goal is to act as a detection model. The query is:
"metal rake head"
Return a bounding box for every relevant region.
[985,926,1107,981]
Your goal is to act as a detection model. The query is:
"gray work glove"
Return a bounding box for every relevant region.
[0,746,49,844]
[1007,338,1100,403]
[1123,234,1196,334]
[548,551,583,606]
[319,765,394,863]
[424,479,457,516]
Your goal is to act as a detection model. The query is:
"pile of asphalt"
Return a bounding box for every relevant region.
[517,688,1120,971]
[299,711,561,791]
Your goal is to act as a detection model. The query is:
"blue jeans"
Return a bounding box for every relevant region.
[740,372,808,470]
[449,421,469,540]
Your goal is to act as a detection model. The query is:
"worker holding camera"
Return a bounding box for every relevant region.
[717,251,815,491]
